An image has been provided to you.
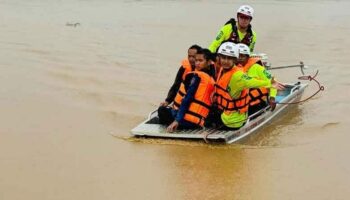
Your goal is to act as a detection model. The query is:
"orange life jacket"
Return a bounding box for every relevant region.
[214,67,250,114]
[181,59,194,80]
[241,58,269,106]
[173,71,215,126]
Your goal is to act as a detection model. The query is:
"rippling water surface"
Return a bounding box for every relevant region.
[1,0,350,199]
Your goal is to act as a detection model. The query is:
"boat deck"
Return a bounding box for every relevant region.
[131,83,307,144]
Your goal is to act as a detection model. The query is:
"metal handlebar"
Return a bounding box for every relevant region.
[267,61,307,75]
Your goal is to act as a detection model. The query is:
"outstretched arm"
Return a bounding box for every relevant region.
[227,70,284,98]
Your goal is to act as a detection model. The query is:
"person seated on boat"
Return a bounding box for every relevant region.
[158,49,216,132]
[208,5,256,54]
[159,44,202,107]
[209,42,284,130]
[236,43,278,115]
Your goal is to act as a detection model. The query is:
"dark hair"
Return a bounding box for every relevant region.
[189,44,202,52]
[196,48,215,61]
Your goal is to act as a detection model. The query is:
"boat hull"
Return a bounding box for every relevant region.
[130,82,307,144]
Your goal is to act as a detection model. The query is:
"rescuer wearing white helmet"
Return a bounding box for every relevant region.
[207,42,284,130]
[217,41,239,69]
[236,43,279,114]
[209,5,257,54]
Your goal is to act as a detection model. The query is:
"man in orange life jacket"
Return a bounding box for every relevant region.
[157,49,216,132]
[236,43,278,115]
[209,5,257,54]
[159,44,202,107]
[209,42,284,129]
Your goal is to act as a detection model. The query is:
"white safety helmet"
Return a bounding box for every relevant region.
[218,42,239,58]
[237,5,254,18]
[237,43,250,55]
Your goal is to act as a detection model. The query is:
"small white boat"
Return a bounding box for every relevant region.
[131,82,308,144]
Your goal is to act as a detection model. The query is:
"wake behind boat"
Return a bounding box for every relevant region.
[131,82,308,144]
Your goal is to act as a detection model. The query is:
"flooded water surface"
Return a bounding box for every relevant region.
[1,0,350,199]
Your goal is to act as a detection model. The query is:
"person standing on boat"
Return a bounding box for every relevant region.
[208,5,256,53]
[237,43,278,114]
[159,44,202,107]
[211,42,284,129]
[158,49,216,132]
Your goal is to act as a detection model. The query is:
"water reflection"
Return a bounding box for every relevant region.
[164,145,252,199]
[245,105,303,146]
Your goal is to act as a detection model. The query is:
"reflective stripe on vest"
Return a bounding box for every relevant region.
[241,58,269,106]
[214,67,249,114]
[173,71,215,126]
[223,18,254,47]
